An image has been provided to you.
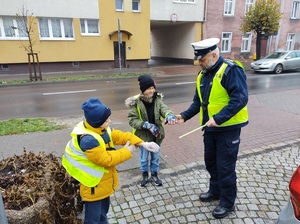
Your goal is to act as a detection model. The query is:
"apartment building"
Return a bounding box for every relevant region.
[204,0,300,62]
[270,0,300,52]
[0,0,150,74]
[1,0,299,74]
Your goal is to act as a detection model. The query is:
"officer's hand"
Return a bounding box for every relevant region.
[206,117,219,127]
[175,115,185,124]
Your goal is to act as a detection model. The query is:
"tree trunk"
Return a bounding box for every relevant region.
[256,32,262,60]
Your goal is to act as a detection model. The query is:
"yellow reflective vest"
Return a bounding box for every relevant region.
[62,121,110,187]
[196,62,248,127]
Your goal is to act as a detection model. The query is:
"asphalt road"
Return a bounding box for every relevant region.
[1,71,300,120]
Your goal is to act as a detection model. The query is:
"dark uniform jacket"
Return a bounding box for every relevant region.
[180,56,249,132]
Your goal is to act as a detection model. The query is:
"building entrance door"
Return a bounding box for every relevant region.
[114,42,126,68]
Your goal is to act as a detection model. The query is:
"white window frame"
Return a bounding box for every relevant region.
[173,0,195,3]
[116,0,124,11]
[132,0,141,12]
[224,0,235,16]
[245,0,255,13]
[221,32,232,53]
[0,16,28,40]
[291,0,300,19]
[38,17,74,40]
[241,32,252,52]
[286,33,296,50]
[80,19,100,36]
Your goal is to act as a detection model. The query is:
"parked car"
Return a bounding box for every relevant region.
[276,166,300,223]
[251,50,300,74]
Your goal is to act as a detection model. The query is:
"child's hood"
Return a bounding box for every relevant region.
[125,94,140,107]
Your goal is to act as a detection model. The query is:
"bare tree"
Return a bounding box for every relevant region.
[240,0,283,60]
[15,5,42,81]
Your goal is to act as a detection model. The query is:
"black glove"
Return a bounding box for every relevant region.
[142,121,160,137]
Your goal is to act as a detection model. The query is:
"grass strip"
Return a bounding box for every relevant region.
[0,72,153,85]
[0,118,65,136]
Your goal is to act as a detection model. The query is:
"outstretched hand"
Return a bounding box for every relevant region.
[165,113,177,125]
[175,115,185,124]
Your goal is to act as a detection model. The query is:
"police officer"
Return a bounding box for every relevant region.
[176,38,249,219]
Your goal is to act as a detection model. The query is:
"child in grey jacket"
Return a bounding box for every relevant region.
[125,74,177,187]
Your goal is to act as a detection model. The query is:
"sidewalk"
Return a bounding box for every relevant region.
[107,86,300,223]
[1,65,300,223]
[0,63,200,82]
[108,144,299,224]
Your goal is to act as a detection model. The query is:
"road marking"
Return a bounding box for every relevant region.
[43,89,97,96]
[175,81,196,85]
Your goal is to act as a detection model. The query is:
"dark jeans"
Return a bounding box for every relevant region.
[203,128,241,208]
[84,197,110,224]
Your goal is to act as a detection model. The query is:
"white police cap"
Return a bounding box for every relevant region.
[191,38,220,60]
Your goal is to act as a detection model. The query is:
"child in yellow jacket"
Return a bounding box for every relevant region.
[62,98,159,224]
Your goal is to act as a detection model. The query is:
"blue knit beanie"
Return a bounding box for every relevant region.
[81,98,111,128]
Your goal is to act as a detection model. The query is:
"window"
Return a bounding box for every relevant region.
[116,0,124,10]
[245,0,255,13]
[173,0,195,3]
[291,1,300,19]
[38,17,74,40]
[241,32,252,52]
[132,0,140,11]
[72,62,80,67]
[286,34,295,50]
[287,52,297,58]
[80,19,99,35]
[221,32,232,53]
[0,16,28,39]
[1,64,9,71]
[224,0,235,16]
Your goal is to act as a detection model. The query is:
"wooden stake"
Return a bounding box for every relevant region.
[178,124,207,139]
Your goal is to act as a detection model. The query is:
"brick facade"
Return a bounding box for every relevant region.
[203,0,300,62]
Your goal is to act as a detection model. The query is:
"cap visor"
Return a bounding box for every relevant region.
[194,55,204,60]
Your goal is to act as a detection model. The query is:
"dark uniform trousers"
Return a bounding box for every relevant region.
[203,128,241,208]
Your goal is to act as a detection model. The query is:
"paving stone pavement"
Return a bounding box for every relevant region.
[108,143,300,224]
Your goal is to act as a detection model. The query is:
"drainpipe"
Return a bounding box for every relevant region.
[202,0,207,40]
[275,0,285,50]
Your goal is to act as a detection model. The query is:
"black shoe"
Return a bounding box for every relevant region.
[212,205,235,219]
[150,172,163,186]
[140,172,148,187]
[199,192,220,202]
